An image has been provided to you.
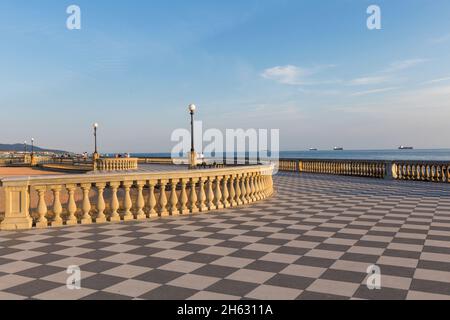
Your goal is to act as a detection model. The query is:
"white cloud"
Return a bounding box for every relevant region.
[383,59,428,73]
[422,77,450,85]
[348,76,391,86]
[261,64,337,86]
[261,65,312,85]
[350,87,399,97]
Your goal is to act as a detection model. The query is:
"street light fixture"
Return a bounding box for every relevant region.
[188,104,197,168]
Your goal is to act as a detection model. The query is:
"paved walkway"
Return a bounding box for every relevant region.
[0,172,450,300]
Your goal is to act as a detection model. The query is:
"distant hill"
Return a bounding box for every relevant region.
[0,143,69,154]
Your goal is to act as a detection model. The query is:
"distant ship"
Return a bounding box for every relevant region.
[309,148,318,151]
[398,146,414,150]
[333,147,344,151]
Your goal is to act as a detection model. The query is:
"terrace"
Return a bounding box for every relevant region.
[0,166,449,300]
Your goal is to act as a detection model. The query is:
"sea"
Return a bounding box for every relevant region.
[130,149,450,161]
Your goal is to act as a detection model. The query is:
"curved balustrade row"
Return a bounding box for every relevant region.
[95,158,139,171]
[0,165,274,230]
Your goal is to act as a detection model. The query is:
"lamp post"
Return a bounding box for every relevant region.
[188,104,197,169]
[93,123,99,161]
[30,138,36,166]
[24,141,27,154]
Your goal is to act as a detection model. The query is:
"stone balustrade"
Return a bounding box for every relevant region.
[95,158,139,171]
[278,159,386,178]
[138,158,174,165]
[392,161,450,182]
[277,158,450,183]
[0,164,274,230]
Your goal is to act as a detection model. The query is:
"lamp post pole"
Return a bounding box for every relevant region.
[24,141,27,154]
[188,104,197,169]
[31,138,34,156]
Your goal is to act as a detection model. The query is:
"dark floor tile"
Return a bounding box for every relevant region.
[5,280,60,298]
[82,274,125,290]
[298,291,348,300]
[17,265,65,279]
[206,279,258,297]
[230,250,267,260]
[321,269,367,283]
[266,274,315,290]
[139,285,197,300]
[294,256,335,268]
[246,260,289,273]
[82,291,132,300]
[82,261,120,273]
[353,285,408,300]
[192,265,238,278]
[135,269,183,284]
[183,253,221,264]
[130,257,173,269]
[410,279,450,296]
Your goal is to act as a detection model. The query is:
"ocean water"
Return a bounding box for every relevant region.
[132,149,450,161]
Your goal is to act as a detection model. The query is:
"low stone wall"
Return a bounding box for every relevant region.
[0,164,274,230]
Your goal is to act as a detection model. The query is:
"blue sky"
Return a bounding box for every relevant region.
[1,0,450,152]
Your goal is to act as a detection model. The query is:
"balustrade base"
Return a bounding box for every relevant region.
[0,216,33,231]
[36,220,49,229]
[108,215,121,223]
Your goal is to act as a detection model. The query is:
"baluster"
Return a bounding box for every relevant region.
[96,183,107,223]
[168,179,179,215]
[109,182,121,222]
[198,177,208,212]
[214,176,224,209]
[158,180,168,216]
[222,175,230,208]
[249,173,256,202]
[260,176,266,198]
[136,181,147,220]
[235,174,242,205]
[240,174,247,204]
[206,177,215,210]
[80,184,92,224]
[147,180,157,217]
[51,186,63,227]
[189,177,199,213]
[35,186,48,228]
[245,173,252,203]
[179,178,189,214]
[229,175,236,207]
[121,182,133,221]
[66,184,78,225]
[254,174,262,200]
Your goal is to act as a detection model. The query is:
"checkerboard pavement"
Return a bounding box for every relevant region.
[1,172,450,300]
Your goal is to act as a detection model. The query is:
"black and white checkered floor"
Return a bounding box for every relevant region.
[1,172,450,300]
